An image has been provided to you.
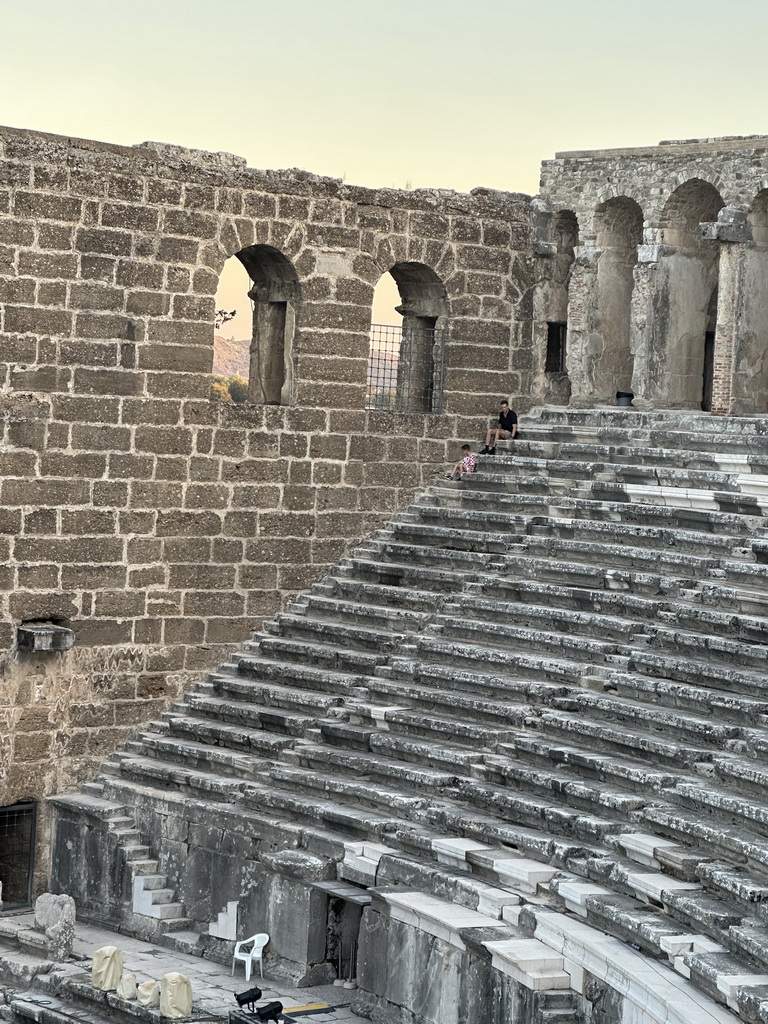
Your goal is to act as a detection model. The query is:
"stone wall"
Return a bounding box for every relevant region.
[537,135,768,413]
[0,125,535,887]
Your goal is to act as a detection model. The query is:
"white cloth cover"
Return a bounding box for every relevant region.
[117,972,138,1000]
[92,946,124,992]
[160,972,193,1019]
[137,980,161,1007]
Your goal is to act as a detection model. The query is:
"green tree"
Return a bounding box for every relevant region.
[227,374,249,403]
[210,375,232,402]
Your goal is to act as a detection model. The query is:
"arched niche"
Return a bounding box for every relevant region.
[235,244,300,405]
[532,210,578,405]
[651,179,724,407]
[748,190,768,248]
[367,262,448,413]
[592,196,644,398]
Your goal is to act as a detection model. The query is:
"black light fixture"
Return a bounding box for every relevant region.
[234,987,263,1010]
[253,1002,283,1023]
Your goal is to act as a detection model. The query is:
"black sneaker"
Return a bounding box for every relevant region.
[488,447,496,455]
[479,446,489,454]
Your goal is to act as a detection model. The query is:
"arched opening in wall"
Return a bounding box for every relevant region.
[592,196,643,400]
[212,256,252,403]
[224,244,300,406]
[366,262,448,413]
[534,210,578,405]
[0,801,36,909]
[655,179,725,407]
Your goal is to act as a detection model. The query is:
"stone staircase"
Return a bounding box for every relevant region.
[50,409,768,1023]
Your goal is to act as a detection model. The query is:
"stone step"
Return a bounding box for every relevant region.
[495,734,684,795]
[230,652,369,695]
[320,721,482,774]
[474,453,760,496]
[425,617,621,664]
[385,658,574,701]
[478,754,651,817]
[389,517,738,580]
[361,674,536,726]
[643,805,768,873]
[382,519,521,555]
[240,778,404,838]
[406,502,751,559]
[264,613,407,655]
[351,544,705,604]
[453,776,631,845]
[161,711,295,756]
[282,741,464,793]
[298,592,434,633]
[441,485,768,539]
[613,672,768,722]
[347,701,520,747]
[186,688,320,735]
[506,438,768,473]
[548,692,743,749]
[673,781,768,842]
[250,633,386,674]
[210,669,348,715]
[536,708,714,768]
[102,753,251,801]
[132,730,278,777]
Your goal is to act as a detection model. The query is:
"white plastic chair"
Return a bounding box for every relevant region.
[232,932,269,982]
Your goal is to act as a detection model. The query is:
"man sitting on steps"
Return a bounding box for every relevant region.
[480,400,518,455]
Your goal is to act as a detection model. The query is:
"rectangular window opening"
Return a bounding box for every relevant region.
[0,802,36,910]
[546,321,567,374]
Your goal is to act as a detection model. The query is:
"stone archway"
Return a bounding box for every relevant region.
[368,262,449,413]
[236,244,301,405]
[638,179,724,408]
[533,209,578,405]
[592,197,644,401]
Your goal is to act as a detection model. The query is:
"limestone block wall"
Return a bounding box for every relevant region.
[0,125,535,884]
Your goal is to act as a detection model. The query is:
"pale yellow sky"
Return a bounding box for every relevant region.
[3,0,766,197]
[6,0,767,355]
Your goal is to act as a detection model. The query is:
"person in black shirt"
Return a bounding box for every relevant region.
[480,400,518,454]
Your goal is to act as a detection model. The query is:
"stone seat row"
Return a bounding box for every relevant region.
[56,409,768,1020]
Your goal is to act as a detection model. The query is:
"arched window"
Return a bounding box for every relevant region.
[236,245,300,405]
[212,256,251,403]
[655,179,724,407]
[593,196,644,398]
[367,262,448,413]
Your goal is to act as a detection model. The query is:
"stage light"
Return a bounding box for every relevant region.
[253,1002,282,1022]
[234,986,262,1010]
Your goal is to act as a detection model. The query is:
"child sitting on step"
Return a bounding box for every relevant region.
[447,444,476,480]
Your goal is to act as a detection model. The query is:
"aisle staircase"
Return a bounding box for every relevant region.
[51,409,768,1023]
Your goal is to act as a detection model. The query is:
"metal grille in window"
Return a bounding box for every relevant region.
[0,802,36,909]
[366,323,447,413]
[546,321,567,373]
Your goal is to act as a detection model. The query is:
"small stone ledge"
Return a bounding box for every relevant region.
[532,909,740,1024]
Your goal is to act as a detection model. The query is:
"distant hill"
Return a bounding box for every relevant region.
[213,335,249,378]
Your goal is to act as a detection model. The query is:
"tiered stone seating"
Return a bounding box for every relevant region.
[54,409,768,1023]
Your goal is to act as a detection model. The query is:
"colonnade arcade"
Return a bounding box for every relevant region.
[535,177,768,416]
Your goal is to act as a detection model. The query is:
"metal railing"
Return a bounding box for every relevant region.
[365,323,447,413]
[0,801,36,908]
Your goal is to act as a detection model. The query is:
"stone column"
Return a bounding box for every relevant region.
[564,240,601,406]
[630,230,663,409]
[701,208,751,416]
